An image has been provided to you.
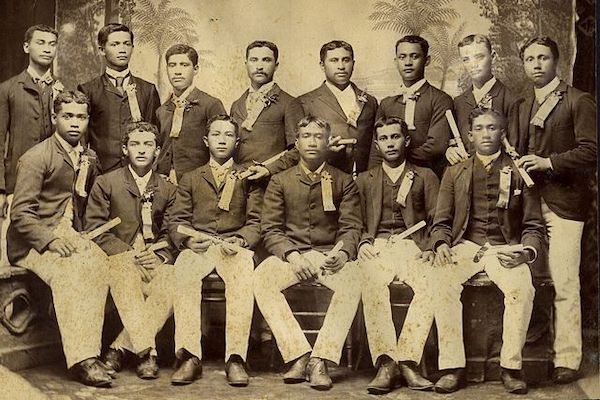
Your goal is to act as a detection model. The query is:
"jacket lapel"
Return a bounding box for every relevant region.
[315,83,348,120]
[235,90,250,121]
[51,135,75,170]
[102,73,124,97]
[123,167,142,197]
[199,164,219,192]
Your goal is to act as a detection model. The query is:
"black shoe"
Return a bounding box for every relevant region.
[398,361,433,391]
[283,353,310,384]
[137,354,159,380]
[552,367,579,384]
[226,355,249,387]
[171,356,202,385]
[501,368,528,394]
[306,358,332,391]
[69,358,112,387]
[101,348,124,373]
[367,357,400,394]
[434,368,465,393]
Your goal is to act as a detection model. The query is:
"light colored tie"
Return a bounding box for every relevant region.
[115,76,125,95]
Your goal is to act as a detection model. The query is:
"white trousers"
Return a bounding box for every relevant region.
[542,201,584,370]
[253,251,362,364]
[432,241,535,370]
[173,246,254,361]
[360,238,433,365]
[18,225,110,368]
[108,252,174,355]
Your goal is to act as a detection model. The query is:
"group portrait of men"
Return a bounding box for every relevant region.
[0,19,595,397]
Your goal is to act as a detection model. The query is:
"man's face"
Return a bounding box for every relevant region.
[296,122,329,163]
[395,42,429,84]
[122,129,159,170]
[522,43,558,88]
[100,31,133,70]
[54,102,89,146]
[320,47,354,86]
[468,113,505,155]
[459,42,494,85]
[24,30,57,68]
[374,124,410,164]
[167,53,198,92]
[246,46,278,88]
[203,120,238,162]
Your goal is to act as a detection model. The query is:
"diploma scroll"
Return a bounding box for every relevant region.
[445,110,467,154]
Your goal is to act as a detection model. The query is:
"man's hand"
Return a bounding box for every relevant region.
[358,243,379,261]
[445,146,469,165]
[186,236,213,254]
[287,251,318,281]
[434,243,455,267]
[321,251,349,275]
[245,165,270,181]
[220,236,246,256]
[135,264,153,283]
[328,136,346,152]
[417,250,435,266]
[516,155,552,172]
[48,238,77,258]
[497,249,532,269]
[0,193,7,218]
[134,249,162,268]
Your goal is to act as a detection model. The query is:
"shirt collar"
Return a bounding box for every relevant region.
[382,161,406,183]
[54,132,83,155]
[534,76,560,103]
[172,85,195,102]
[299,160,326,177]
[128,165,153,184]
[249,80,275,95]
[472,76,497,100]
[475,150,501,166]
[209,157,234,171]
[105,67,131,80]
[325,81,355,96]
[401,78,427,94]
[27,66,53,84]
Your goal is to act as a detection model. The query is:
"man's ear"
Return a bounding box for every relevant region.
[425,55,431,67]
[491,50,498,62]
[23,42,30,55]
[203,136,209,148]
[154,146,161,160]
[98,46,106,57]
[467,131,475,143]
[122,144,128,157]
[193,64,199,75]
[404,135,411,147]
[319,61,325,73]
[51,113,57,125]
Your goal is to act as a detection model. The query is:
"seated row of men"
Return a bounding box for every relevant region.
[1,22,595,395]
[9,89,546,396]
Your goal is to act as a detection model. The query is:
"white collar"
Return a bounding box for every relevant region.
[249,80,275,95]
[472,76,497,101]
[128,165,152,183]
[475,150,501,167]
[54,132,83,154]
[400,79,427,94]
[27,66,53,83]
[534,76,560,103]
[105,67,130,79]
[382,161,406,183]
[300,160,326,177]
[325,81,355,96]
[172,85,195,102]
[209,157,234,171]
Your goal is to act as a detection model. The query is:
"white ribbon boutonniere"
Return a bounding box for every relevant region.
[218,173,238,211]
[51,80,64,103]
[125,82,143,122]
[497,166,512,209]
[242,92,279,131]
[396,169,415,207]
[531,90,565,128]
[477,93,493,109]
[347,90,369,128]
[320,170,336,211]
[74,153,91,197]
[141,188,155,240]
[403,92,421,130]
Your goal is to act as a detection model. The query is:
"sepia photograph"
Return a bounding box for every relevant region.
[0,0,597,399]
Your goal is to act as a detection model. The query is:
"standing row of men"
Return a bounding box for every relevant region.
[0,22,595,395]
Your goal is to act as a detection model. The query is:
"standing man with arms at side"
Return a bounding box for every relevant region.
[375,35,453,177]
[516,37,597,384]
[79,23,160,173]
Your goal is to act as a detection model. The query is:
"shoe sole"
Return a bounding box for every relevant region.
[171,379,195,386]
[409,384,434,391]
[434,386,458,394]
[367,387,392,395]
[228,381,249,387]
[507,388,528,395]
[283,377,306,384]
[139,374,159,380]
[310,384,332,391]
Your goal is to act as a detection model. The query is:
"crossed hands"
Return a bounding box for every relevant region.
[287,250,348,281]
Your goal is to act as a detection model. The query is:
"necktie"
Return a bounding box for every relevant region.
[115,76,125,95]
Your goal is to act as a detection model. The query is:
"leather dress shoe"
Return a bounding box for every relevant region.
[171,356,202,385]
[102,348,124,373]
[434,368,465,393]
[552,367,579,384]
[283,353,310,383]
[137,354,159,380]
[69,358,112,387]
[501,368,528,394]
[96,360,117,379]
[398,361,433,391]
[226,356,249,387]
[306,358,332,391]
[367,358,401,394]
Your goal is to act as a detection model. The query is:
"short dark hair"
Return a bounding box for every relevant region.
[468,107,507,130]
[374,116,409,139]
[207,114,239,137]
[519,36,559,60]
[121,121,161,148]
[457,34,492,53]
[98,23,134,47]
[24,24,58,43]
[246,40,279,62]
[53,91,90,114]
[296,115,331,137]
[319,40,354,62]
[165,44,199,67]
[395,35,429,57]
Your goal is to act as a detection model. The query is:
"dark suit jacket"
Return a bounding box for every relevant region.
[517,81,597,221]
[8,136,100,263]
[168,163,262,250]
[453,79,521,153]
[375,81,453,175]
[262,163,362,260]
[230,83,304,166]
[267,82,378,175]
[356,163,439,251]
[430,152,545,253]
[0,70,56,193]
[156,88,226,178]
[78,74,160,173]
[85,167,177,262]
